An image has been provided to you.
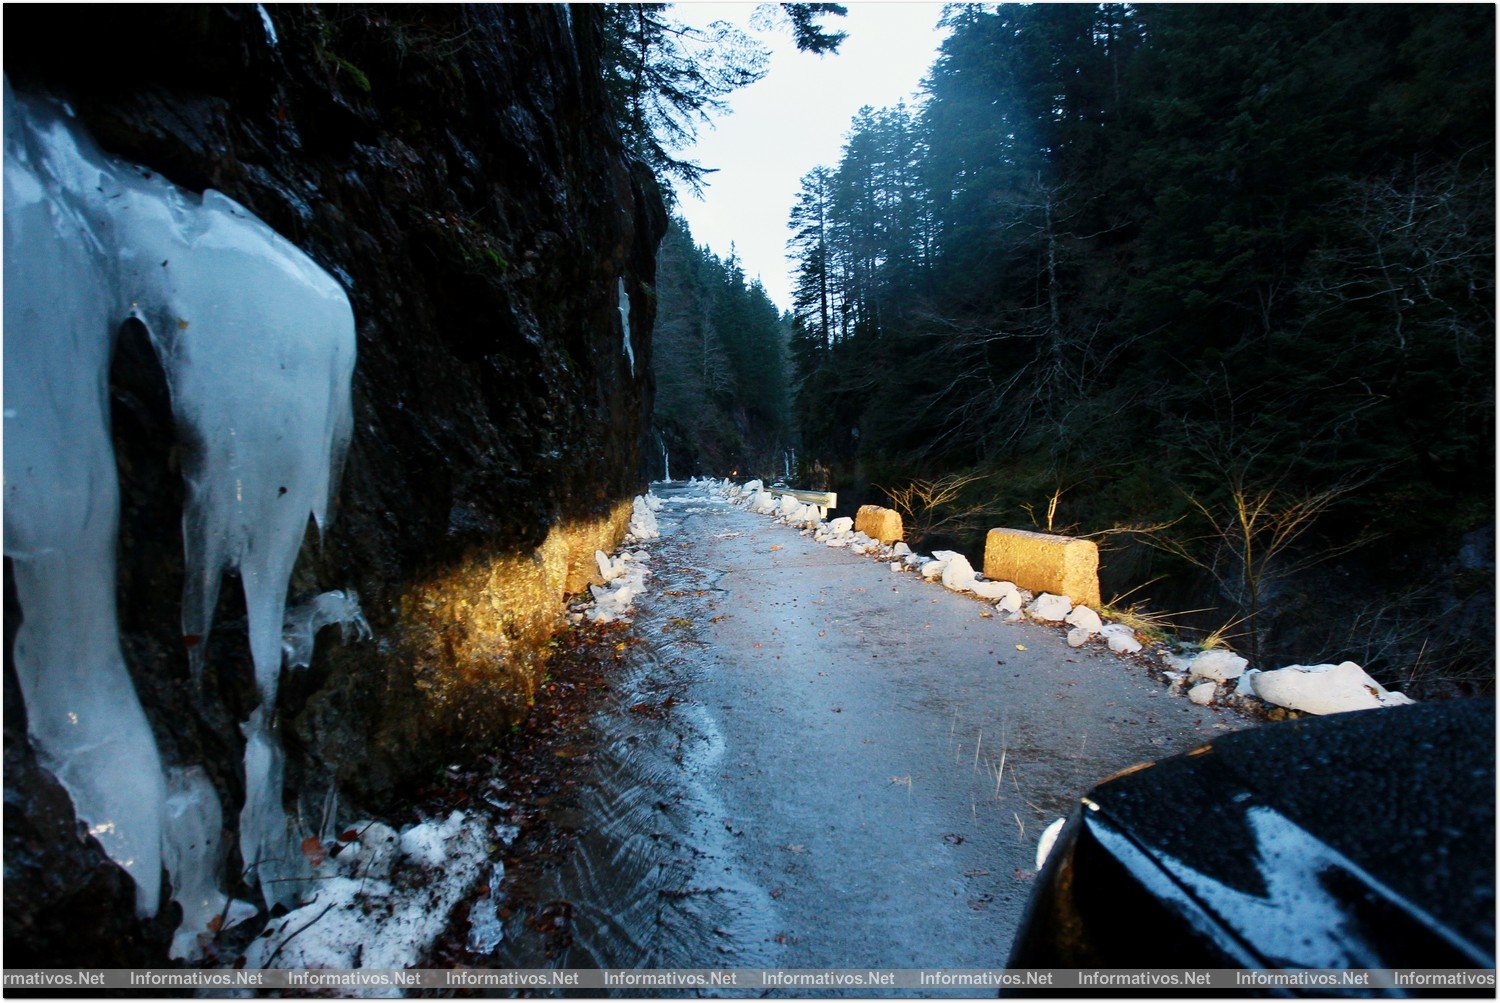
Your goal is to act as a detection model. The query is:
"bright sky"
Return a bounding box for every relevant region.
[670,2,948,311]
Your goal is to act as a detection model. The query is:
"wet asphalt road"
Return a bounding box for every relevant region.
[497,485,1255,978]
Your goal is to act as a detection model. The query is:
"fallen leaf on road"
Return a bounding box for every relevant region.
[783,844,805,853]
[1016,644,1028,651]
[770,544,783,552]
[963,869,990,878]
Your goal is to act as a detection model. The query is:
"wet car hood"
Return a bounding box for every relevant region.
[1012,699,1495,971]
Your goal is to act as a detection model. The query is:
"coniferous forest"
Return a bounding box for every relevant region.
[651,219,793,478]
[650,4,1495,692]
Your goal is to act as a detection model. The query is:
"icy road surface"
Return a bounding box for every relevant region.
[493,484,1255,976]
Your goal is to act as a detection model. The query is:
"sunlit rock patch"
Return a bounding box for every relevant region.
[395,498,634,743]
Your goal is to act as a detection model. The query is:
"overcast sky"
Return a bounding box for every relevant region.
[669,2,948,312]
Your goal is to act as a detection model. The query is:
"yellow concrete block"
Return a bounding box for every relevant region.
[983,528,1100,608]
[856,504,904,544]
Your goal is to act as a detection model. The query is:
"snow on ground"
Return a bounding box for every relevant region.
[704,477,1417,721]
[242,811,497,990]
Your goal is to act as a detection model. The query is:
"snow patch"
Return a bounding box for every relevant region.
[242,812,488,981]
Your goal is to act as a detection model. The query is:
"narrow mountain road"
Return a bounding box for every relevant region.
[493,484,1255,976]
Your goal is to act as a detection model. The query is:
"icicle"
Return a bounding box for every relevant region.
[618,277,634,375]
[282,590,371,671]
[2,78,358,924]
[4,77,168,916]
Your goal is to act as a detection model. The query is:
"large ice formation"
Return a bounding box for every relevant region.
[3,78,356,947]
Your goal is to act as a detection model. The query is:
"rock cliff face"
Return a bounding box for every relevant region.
[4,5,665,963]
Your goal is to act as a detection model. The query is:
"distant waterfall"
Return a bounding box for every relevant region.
[782,447,796,483]
[656,430,671,482]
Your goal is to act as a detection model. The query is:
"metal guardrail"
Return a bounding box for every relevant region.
[766,486,837,518]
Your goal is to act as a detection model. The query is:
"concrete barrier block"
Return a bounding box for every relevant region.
[983,528,1100,608]
[855,505,904,544]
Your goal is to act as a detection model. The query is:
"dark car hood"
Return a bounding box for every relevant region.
[1084,699,1495,969]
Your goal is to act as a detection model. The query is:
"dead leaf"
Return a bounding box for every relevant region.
[300,835,326,867]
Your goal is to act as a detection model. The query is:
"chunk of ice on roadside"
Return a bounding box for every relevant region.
[893,542,911,556]
[1066,627,1092,648]
[971,579,1018,602]
[996,590,1024,614]
[941,554,977,592]
[921,560,946,580]
[1100,623,1142,654]
[1064,605,1102,634]
[890,562,902,572]
[828,517,853,535]
[1036,817,1066,870]
[1190,648,1248,682]
[1251,661,1415,715]
[1188,680,1217,706]
[1163,652,1196,673]
[1027,593,1072,622]
[629,495,659,539]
